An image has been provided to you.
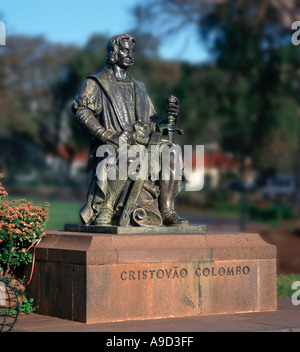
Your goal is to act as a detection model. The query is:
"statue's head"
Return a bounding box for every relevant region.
[106,34,136,69]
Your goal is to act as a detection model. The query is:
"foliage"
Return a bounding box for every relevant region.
[1,2,300,206]
[3,24,300,176]
[132,0,300,217]
[3,276,36,314]
[0,35,76,143]
[0,173,49,276]
[133,1,300,163]
[0,35,78,184]
[277,274,300,298]
[247,201,293,226]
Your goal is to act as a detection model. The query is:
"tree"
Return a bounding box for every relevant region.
[0,35,78,180]
[0,35,76,146]
[134,0,300,191]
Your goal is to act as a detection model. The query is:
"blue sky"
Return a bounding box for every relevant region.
[1,0,209,63]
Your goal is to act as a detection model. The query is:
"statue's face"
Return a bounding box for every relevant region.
[117,40,135,69]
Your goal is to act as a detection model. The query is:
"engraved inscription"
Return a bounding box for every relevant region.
[120,265,250,280]
[120,266,188,280]
[195,265,250,277]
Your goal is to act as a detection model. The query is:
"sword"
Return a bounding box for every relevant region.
[159,95,184,142]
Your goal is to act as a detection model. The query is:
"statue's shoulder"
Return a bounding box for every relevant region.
[87,67,112,85]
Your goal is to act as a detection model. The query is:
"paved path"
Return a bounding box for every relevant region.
[12,298,300,332]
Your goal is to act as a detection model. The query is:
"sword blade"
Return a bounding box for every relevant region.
[168,129,174,143]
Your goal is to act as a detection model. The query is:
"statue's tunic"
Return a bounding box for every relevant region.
[72,67,157,224]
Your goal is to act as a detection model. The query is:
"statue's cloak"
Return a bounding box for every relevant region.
[72,67,157,224]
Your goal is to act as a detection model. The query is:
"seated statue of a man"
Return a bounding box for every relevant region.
[72,33,186,227]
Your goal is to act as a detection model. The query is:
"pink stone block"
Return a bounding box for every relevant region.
[28,231,277,323]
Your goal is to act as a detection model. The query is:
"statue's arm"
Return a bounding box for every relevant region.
[72,79,113,143]
[150,115,167,131]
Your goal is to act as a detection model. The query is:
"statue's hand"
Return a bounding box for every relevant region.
[108,130,137,146]
[124,131,137,145]
[100,130,115,143]
[167,96,180,121]
[136,133,149,145]
[134,122,149,145]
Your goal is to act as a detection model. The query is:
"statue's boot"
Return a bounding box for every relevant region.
[161,209,187,226]
[94,207,114,225]
[159,179,187,226]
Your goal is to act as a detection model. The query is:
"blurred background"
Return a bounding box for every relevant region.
[1,0,300,281]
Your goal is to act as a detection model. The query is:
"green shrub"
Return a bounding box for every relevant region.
[0,173,49,313]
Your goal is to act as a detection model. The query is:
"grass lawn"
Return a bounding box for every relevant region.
[45,199,82,230]
[277,274,300,298]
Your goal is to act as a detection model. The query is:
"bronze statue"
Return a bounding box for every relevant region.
[72,34,187,227]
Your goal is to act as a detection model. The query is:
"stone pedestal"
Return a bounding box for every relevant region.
[28,229,277,324]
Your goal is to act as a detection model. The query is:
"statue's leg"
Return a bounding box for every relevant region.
[94,178,127,225]
[93,145,128,225]
[159,144,187,226]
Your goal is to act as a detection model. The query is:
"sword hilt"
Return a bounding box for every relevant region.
[159,95,184,136]
[167,95,177,131]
